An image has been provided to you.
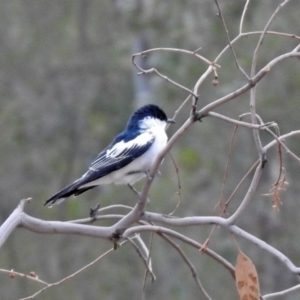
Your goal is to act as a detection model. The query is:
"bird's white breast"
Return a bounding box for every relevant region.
[113,125,168,184]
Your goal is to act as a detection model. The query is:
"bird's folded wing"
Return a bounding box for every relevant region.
[82,131,155,183]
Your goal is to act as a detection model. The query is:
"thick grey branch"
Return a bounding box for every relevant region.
[127,215,300,275]
[0,199,28,248]
[20,214,112,239]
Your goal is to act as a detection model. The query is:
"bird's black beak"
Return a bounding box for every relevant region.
[167,118,176,124]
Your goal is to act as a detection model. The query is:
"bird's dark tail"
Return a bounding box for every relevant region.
[44,179,95,207]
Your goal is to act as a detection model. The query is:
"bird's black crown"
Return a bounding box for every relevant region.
[127,104,168,129]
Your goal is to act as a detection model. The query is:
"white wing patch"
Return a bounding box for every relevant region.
[89,131,155,171]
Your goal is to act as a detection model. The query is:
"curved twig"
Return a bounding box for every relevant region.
[159,233,212,300]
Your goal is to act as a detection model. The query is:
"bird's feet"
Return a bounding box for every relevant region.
[128,184,141,196]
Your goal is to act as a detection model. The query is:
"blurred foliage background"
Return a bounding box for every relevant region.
[0,0,300,299]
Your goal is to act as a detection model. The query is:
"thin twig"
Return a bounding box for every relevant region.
[255,114,284,195]
[262,283,300,299]
[132,54,198,98]
[227,161,264,224]
[219,123,239,212]
[168,152,182,215]
[264,128,300,164]
[127,235,156,281]
[252,0,291,73]
[166,94,191,131]
[208,111,275,130]
[250,0,291,161]
[225,161,259,209]
[241,112,300,164]
[205,121,246,251]
[0,268,48,285]
[133,48,220,68]
[239,0,250,34]
[19,241,127,300]
[214,0,250,80]
[142,231,155,299]
[159,233,212,300]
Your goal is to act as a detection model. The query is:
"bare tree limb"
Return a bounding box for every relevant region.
[126,219,300,276]
[0,204,113,248]
[0,198,30,248]
[124,222,236,277]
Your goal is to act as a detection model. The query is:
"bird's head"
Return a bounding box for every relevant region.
[126,104,175,131]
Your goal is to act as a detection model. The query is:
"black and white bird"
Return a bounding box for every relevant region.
[45,104,175,206]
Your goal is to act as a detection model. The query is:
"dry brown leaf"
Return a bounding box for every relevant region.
[235,251,260,300]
